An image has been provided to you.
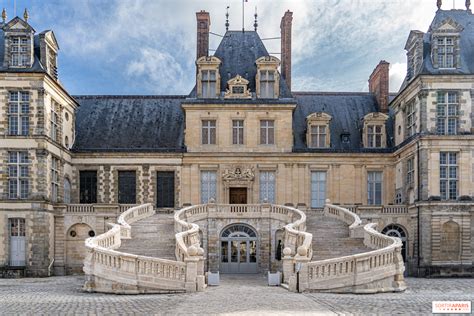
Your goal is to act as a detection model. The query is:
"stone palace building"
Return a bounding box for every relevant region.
[0,1,473,288]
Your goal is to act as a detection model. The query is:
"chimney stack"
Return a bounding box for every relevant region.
[280,10,293,91]
[369,60,390,113]
[196,10,210,60]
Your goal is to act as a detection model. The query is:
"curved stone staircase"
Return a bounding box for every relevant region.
[305,210,370,260]
[119,213,175,260]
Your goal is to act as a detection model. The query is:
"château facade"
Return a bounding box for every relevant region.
[0,3,473,282]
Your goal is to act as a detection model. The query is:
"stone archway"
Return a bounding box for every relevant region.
[219,223,258,274]
[66,223,95,274]
[382,224,408,262]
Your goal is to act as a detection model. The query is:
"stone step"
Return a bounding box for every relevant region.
[119,212,176,260]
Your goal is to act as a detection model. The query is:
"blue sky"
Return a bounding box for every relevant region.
[2,0,450,95]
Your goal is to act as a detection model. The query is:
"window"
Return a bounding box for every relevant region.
[395,192,403,204]
[9,218,26,267]
[436,92,458,135]
[259,171,276,203]
[201,70,217,98]
[51,103,59,142]
[8,151,29,199]
[260,120,274,145]
[10,37,29,67]
[437,37,455,68]
[231,86,245,94]
[310,125,327,148]
[232,120,244,145]
[118,171,136,204]
[8,91,29,136]
[367,125,383,148]
[311,171,326,208]
[440,152,458,200]
[79,171,97,204]
[405,101,416,137]
[367,171,382,205]
[260,70,275,98]
[201,171,217,203]
[51,157,60,203]
[64,179,71,204]
[157,171,174,207]
[406,157,415,186]
[202,120,216,145]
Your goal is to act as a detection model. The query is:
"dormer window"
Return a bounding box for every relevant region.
[224,75,251,99]
[363,112,388,148]
[306,112,332,149]
[256,56,280,99]
[196,56,221,99]
[10,37,29,67]
[437,37,454,68]
[202,70,217,98]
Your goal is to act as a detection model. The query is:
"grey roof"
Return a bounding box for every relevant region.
[293,92,394,152]
[0,22,46,73]
[399,9,474,91]
[72,96,186,152]
[189,30,292,99]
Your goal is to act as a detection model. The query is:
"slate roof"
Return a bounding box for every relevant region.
[188,30,292,99]
[293,92,394,152]
[399,9,474,91]
[72,96,186,152]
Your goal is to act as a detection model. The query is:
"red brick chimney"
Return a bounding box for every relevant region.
[280,10,293,91]
[196,10,210,60]
[369,60,390,113]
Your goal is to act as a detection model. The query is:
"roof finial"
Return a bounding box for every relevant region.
[254,6,258,31]
[437,0,442,9]
[23,8,28,22]
[225,6,229,31]
[466,0,471,10]
[2,8,6,23]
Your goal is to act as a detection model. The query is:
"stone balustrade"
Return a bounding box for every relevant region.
[62,203,138,214]
[83,203,204,294]
[289,201,407,294]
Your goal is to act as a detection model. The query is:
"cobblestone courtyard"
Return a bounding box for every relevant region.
[0,275,472,315]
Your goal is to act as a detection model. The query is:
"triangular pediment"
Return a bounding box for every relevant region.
[41,30,59,51]
[227,74,249,86]
[431,17,463,33]
[3,17,35,33]
[404,30,424,50]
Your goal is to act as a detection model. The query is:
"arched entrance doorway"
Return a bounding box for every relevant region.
[220,224,257,274]
[382,224,408,262]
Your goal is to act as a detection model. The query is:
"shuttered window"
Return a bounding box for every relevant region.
[79,171,97,204]
[157,171,175,208]
[118,171,136,204]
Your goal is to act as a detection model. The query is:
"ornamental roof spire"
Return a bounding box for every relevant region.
[467,0,471,10]
[23,8,29,22]
[254,6,258,31]
[225,6,229,31]
[2,8,6,23]
[437,0,442,9]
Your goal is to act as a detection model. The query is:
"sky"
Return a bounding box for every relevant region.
[0,0,455,95]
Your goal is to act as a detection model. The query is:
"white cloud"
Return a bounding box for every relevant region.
[389,62,407,92]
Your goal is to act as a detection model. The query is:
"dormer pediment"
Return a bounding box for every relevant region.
[404,30,424,50]
[256,55,280,66]
[363,112,389,122]
[306,112,332,123]
[196,55,221,66]
[41,30,59,51]
[224,74,251,99]
[430,17,464,34]
[3,17,35,33]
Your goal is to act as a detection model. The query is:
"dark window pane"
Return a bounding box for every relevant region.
[118,171,136,204]
[157,171,175,208]
[80,171,97,203]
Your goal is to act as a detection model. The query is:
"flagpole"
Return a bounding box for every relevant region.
[242,0,244,32]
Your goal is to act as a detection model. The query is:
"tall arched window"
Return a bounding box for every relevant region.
[441,220,460,261]
[64,178,71,204]
[382,224,408,262]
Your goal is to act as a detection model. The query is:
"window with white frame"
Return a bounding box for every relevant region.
[436,92,459,135]
[260,70,275,98]
[440,152,458,200]
[311,171,326,208]
[64,178,71,204]
[10,37,29,67]
[8,151,29,199]
[202,120,216,145]
[405,101,416,138]
[406,157,415,186]
[201,171,217,203]
[260,120,274,145]
[310,125,327,148]
[367,125,383,148]
[437,37,455,68]
[51,157,60,203]
[201,70,217,98]
[259,171,276,203]
[51,102,59,142]
[8,91,29,136]
[367,171,382,205]
[232,120,244,145]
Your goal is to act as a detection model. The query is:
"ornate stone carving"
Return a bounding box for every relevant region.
[222,166,255,181]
